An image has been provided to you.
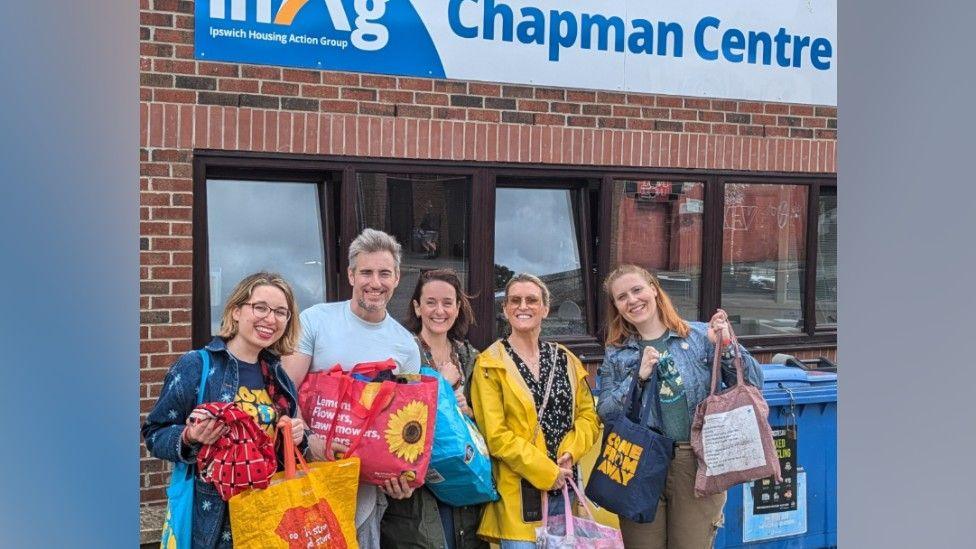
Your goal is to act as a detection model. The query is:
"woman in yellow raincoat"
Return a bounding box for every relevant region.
[470,273,601,547]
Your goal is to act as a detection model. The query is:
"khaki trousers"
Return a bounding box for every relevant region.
[619,446,726,549]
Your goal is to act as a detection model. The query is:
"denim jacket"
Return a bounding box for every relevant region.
[141,337,302,549]
[595,322,763,434]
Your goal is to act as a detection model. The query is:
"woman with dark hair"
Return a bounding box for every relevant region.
[598,264,763,549]
[470,273,600,548]
[142,272,309,548]
[380,269,487,549]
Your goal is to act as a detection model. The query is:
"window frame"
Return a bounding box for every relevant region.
[192,150,836,358]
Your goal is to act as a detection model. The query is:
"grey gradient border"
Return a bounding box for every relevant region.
[840,1,976,547]
[0,2,139,547]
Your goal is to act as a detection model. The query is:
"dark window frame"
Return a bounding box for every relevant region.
[192,150,836,358]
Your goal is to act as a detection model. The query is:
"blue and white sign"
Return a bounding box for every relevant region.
[742,469,808,542]
[196,1,837,105]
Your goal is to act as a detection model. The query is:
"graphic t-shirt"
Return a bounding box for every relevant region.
[640,334,692,442]
[235,359,279,439]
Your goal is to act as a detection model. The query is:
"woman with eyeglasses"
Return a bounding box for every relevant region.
[470,273,601,547]
[142,272,309,548]
[379,268,488,549]
[598,264,763,549]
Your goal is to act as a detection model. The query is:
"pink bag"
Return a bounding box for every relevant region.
[690,325,782,497]
[536,478,624,548]
[299,360,439,488]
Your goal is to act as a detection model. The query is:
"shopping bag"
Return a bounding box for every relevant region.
[585,366,673,523]
[690,325,781,497]
[420,367,498,507]
[195,402,277,501]
[159,349,210,549]
[229,422,360,549]
[536,479,624,548]
[299,360,439,487]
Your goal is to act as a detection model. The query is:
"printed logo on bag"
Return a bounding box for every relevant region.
[701,405,766,476]
[596,432,643,486]
[276,500,348,549]
[384,400,429,463]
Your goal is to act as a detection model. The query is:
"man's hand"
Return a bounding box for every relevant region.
[380,476,416,500]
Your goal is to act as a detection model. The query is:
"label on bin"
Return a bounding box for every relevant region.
[752,425,799,514]
[701,405,766,476]
[742,469,807,542]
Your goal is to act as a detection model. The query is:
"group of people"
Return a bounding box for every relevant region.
[143,228,762,549]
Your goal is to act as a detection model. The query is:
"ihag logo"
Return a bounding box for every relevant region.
[208,0,390,51]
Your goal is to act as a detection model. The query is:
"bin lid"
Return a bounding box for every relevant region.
[761,364,837,405]
[760,364,810,388]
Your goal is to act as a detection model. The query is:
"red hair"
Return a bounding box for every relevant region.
[603,264,689,346]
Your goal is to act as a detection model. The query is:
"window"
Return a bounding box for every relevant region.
[206,179,326,333]
[494,187,587,338]
[193,153,835,356]
[816,186,837,326]
[721,183,808,336]
[609,180,704,320]
[357,172,471,324]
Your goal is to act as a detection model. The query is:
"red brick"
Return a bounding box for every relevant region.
[241,65,281,80]
[294,113,307,153]
[152,237,192,251]
[152,58,195,74]
[612,105,640,118]
[685,122,709,133]
[262,81,300,96]
[360,102,396,116]
[626,94,656,106]
[362,75,397,89]
[764,103,790,114]
[566,90,596,102]
[266,111,279,151]
[140,193,170,207]
[657,96,683,108]
[551,102,580,114]
[684,98,710,109]
[468,109,500,123]
[154,28,193,44]
[203,106,219,147]
[415,93,449,106]
[597,91,626,104]
[535,88,565,100]
[396,105,432,118]
[738,101,763,113]
[218,78,259,93]
[519,99,548,112]
[321,100,357,114]
[251,109,264,150]
[223,107,237,150]
[378,90,412,103]
[469,83,501,96]
[534,113,565,126]
[153,89,196,103]
[711,100,738,112]
[398,77,432,91]
[789,105,815,116]
[279,112,292,152]
[281,68,320,83]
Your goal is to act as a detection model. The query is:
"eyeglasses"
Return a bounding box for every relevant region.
[244,302,291,321]
[505,295,543,307]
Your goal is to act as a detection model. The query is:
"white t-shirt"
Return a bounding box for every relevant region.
[296,300,421,527]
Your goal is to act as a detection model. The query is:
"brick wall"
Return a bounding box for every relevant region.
[139,0,837,541]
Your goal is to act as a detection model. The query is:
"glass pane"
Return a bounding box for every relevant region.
[494,187,586,338]
[207,180,326,334]
[609,181,704,320]
[816,187,837,325]
[356,173,470,324]
[722,184,808,336]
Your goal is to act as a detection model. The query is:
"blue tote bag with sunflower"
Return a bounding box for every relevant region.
[299,360,439,488]
[420,367,499,507]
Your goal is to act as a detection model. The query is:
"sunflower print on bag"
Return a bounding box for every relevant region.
[384,400,429,463]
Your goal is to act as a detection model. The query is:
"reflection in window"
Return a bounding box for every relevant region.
[357,173,470,324]
[816,187,837,325]
[610,181,704,320]
[721,184,808,336]
[207,180,326,334]
[494,188,586,338]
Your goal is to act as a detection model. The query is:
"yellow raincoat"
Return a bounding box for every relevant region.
[470,340,602,543]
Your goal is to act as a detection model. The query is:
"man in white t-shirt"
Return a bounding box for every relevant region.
[283,228,421,549]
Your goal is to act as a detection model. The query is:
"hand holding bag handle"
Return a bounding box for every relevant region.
[709,320,745,397]
[318,368,397,460]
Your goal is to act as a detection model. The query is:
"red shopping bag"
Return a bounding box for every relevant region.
[299,360,439,488]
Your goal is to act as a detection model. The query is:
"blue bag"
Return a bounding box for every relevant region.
[421,367,498,507]
[159,349,210,549]
[585,367,674,524]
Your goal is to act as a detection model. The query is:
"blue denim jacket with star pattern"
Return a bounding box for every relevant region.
[596,322,763,433]
[141,337,302,549]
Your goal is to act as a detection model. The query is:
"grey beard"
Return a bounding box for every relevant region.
[357,297,381,312]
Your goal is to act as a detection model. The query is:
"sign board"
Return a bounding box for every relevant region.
[195,1,837,105]
[743,469,807,542]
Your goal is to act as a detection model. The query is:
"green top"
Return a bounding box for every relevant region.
[639,334,691,442]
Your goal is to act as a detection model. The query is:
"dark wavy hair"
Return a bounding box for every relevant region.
[403,268,476,341]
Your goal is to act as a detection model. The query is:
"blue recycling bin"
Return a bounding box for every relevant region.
[714,364,837,548]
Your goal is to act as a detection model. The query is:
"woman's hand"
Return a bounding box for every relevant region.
[638,345,660,381]
[707,309,731,346]
[438,361,462,388]
[556,452,574,469]
[454,389,473,417]
[279,416,307,446]
[183,418,227,446]
[380,476,416,500]
[550,466,573,490]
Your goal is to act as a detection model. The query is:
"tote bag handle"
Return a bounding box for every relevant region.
[708,312,745,396]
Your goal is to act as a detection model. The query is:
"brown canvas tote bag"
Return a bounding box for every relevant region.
[690,325,781,497]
